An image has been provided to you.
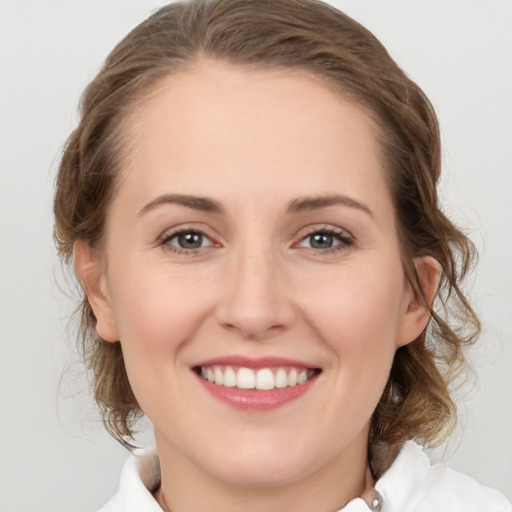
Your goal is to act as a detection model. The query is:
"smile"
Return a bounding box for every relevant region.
[196,365,319,391]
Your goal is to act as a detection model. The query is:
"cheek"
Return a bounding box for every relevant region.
[106,265,225,412]
[107,271,207,412]
[110,261,213,345]
[302,266,406,348]
[300,268,404,395]
[315,290,398,384]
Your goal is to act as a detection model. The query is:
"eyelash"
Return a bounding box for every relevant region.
[158,226,354,255]
[295,226,354,254]
[159,228,216,256]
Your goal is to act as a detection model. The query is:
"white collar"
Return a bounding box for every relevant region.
[98,441,511,511]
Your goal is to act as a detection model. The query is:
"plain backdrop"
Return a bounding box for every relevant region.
[1,1,511,510]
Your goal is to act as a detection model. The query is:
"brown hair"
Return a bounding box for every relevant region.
[54,0,479,467]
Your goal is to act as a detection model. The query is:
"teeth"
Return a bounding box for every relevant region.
[274,368,288,388]
[237,367,256,389]
[223,367,237,387]
[199,365,317,390]
[214,367,223,386]
[256,368,274,390]
[288,368,298,386]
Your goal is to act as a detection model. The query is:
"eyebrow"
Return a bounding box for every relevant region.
[138,194,224,216]
[287,194,374,217]
[138,192,373,218]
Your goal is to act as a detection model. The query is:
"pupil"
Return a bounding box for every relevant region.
[311,233,333,249]
[178,232,202,249]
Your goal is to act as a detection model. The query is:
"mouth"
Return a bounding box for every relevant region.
[192,356,322,410]
[193,364,321,391]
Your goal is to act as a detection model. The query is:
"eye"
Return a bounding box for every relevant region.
[162,230,214,252]
[303,232,339,249]
[297,228,353,252]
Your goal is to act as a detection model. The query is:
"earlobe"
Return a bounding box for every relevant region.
[73,240,119,342]
[396,256,441,348]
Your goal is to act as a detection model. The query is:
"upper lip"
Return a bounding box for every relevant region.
[194,355,318,369]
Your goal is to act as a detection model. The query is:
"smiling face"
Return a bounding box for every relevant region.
[76,60,434,508]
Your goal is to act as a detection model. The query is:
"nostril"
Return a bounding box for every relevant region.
[216,291,296,340]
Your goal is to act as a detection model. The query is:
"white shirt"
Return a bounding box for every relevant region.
[97,441,511,511]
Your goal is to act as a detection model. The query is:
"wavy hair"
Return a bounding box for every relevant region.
[54,0,479,471]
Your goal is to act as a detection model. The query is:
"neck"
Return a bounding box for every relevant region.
[154,428,369,512]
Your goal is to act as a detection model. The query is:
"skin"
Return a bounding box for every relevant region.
[75,60,439,512]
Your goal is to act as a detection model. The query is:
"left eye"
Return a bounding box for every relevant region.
[298,230,350,250]
[164,231,213,250]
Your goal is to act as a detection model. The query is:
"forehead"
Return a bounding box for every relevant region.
[116,60,390,215]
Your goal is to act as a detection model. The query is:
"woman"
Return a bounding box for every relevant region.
[53,0,511,510]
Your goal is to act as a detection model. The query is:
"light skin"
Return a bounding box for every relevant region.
[75,60,439,512]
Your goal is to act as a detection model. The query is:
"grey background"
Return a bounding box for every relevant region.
[1,0,511,510]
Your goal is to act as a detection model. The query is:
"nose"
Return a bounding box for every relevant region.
[215,242,296,341]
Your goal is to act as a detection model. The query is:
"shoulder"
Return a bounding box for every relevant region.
[96,448,163,512]
[376,441,512,512]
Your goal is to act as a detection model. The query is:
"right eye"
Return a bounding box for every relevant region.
[161,230,214,252]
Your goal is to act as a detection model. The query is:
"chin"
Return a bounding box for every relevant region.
[194,436,331,489]
[210,456,315,488]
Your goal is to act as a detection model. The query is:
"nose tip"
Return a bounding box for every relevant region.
[221,312,286,341]
[215,253,295,341]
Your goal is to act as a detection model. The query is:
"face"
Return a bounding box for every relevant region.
[79,60,432,491]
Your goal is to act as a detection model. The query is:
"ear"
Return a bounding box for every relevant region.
[396,256,441,348]
[73,240,119,342]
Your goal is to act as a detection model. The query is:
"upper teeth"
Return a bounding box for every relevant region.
[200,366,315,390]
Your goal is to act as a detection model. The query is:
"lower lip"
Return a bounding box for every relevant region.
[196,375,317,410]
